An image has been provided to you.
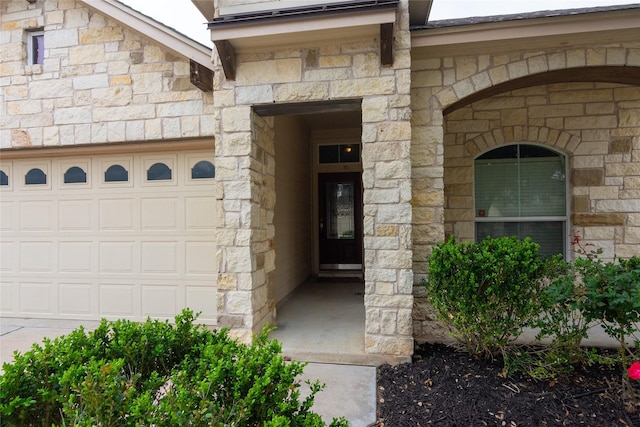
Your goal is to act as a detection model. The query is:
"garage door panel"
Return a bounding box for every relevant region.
[19,161,51,190]
[1,241,14,272]
[99,283,137,317]
[57,159,92,190]
[59,241,93,273]
[99,198,135,230]
[20,282,54,314]
[59,283,94,315]
[19,242,53,272]
[0,161,14,190]
[141,198,178,230]
[141,241,178,273]
[0,201,16,231]
[185,241,216,274]
[142,285,179,318]
[141,156,177,187]
[20,200,54,231]
[186,286,217,320]
[59,200,93,230]
[99,241,136,273]
[1,282,16,312]
[185,196,216,229]
[99,158,133,189]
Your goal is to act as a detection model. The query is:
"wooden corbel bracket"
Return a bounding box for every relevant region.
[380,22,393,67]
[214,40,236,81]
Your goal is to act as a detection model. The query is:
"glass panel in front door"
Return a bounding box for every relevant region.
[326,182,354,240]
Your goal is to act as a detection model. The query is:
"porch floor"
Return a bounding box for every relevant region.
[269,278,374,365]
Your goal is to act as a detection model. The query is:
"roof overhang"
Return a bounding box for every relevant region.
[195,0,431,26]
[411,7,640,58]
[192,0,215,22]
[208,0,399,80]
[208,0,398,51]
[80,0,214,70]
[408,0,432,27]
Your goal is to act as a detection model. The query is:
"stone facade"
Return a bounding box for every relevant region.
[411,42,640,342]
[2,0,639,361]
[0,0,214,149]
[212,1,415,358]
[443,82,639,258]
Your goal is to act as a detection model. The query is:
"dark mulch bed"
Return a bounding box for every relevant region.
[377,343,640,426]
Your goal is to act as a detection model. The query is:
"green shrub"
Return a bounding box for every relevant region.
[524,260,596,378]
[0,310,348,427]
[578,254,640,405]
[580,256,640,345]
[424,236,556,357]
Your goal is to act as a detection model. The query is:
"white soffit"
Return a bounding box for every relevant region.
[81,0,214,70]
[192,0,215,21]
[412,8,640,58]
[210,9,397,51]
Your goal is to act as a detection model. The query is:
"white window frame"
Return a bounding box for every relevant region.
[473,143,569,258]
[27,30,44,66]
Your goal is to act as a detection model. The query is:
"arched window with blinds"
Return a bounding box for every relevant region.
[474,144,567,257]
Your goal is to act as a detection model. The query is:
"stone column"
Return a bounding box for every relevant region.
[213,73,276,343]
[362,0,415,360]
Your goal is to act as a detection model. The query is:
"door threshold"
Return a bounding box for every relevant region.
[317,270,363,280]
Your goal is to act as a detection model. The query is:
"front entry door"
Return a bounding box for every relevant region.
[318,172,363,270]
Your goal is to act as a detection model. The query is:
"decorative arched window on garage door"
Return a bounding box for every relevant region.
[191,160,215,179]
[64,166,87,183]
[105,164,129,182]
[25,168,47,185]
[147,162,172,181]
[474,144,567,257]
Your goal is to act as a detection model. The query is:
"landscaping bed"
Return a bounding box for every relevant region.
[377,342,640,426]
[380,236,640,426]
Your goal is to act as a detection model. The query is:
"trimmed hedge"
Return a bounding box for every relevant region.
[424,236,555,357]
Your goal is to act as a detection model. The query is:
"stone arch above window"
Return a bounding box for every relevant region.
[25,168,46,185]
[105,164,128,182]
[64,166,87,184]
[464,127,578,158]
[191,160,215,179]
[441,66,640,114]
[0,170,8,186]
[147,162,172,181]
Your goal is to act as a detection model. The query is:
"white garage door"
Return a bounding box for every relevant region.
[0,149,217,324]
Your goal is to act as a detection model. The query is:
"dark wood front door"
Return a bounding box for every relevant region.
[318,172,363,270]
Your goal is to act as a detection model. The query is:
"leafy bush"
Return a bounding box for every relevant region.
[578,253,640,407]
[580,255,640,346]
[425,234,640,405]
[523,260,598,378]
[0,310,348,427]
[424,236,556,357]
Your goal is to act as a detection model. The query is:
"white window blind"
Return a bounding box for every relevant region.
[474,144,567,257]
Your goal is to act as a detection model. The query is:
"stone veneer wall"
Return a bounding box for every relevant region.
[443,82,640,260]
[1,0,214,148]
[213,1,415,358]
[411,41,640,342]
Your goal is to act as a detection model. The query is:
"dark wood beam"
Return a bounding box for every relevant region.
[380,23,393,67]
[190,60,213,92]
[253,99,362,117]
[214,40,236,81]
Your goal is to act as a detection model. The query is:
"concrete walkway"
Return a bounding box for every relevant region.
[0,317,377,427]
